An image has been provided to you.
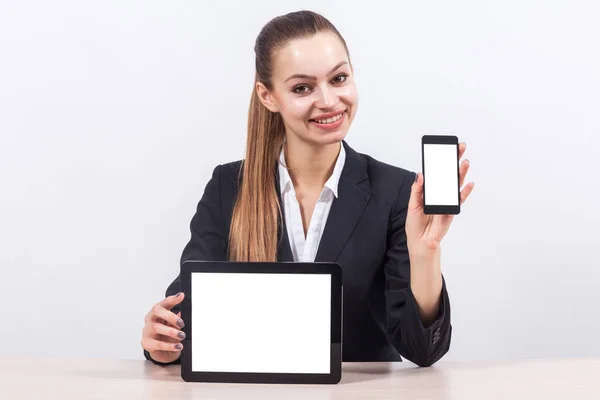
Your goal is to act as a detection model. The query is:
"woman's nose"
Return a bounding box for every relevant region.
[315,84,338,107]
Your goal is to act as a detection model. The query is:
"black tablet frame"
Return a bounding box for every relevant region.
[179,260,342,384]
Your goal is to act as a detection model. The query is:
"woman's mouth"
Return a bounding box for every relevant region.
[309,110,347,131]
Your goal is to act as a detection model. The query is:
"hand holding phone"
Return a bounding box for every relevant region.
[421,135,461,215]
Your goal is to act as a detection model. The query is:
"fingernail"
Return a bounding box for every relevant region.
[175,292,182,297]
[174,344,183,350]
[177,318,185,328]
[414,173,418,182]
[178,331,186,340]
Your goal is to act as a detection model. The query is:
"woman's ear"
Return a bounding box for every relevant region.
[256,82,280,113]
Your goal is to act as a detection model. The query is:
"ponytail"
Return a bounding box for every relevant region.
[228,76,285,262]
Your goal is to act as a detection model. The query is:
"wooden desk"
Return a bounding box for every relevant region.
[0,356,598,399]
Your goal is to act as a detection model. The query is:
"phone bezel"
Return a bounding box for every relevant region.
[421,135,461,215]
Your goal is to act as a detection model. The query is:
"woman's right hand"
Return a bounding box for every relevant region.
[141,292,186,364]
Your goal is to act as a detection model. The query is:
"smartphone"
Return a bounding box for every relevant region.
[421,135,460,215]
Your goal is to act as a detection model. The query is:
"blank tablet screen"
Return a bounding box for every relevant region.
[191,272,331,374]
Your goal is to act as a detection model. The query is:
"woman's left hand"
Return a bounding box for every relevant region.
[406,142,474,253]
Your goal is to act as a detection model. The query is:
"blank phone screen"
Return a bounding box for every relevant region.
[191,272,331,374]
[423,144,459,206]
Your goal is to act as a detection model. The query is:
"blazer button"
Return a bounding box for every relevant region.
[432,329,440,345]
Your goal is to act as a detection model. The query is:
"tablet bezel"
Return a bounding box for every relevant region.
[179,260,342,384]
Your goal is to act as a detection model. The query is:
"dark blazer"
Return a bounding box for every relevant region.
[145,141,451,367]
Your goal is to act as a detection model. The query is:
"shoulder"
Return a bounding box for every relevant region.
[205,160,243,202]
[192,160,243,224]
[357,150,416,199]
[217,159,243,186]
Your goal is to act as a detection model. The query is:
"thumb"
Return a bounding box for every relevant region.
[160,291,185,310]
[408,172,423,211]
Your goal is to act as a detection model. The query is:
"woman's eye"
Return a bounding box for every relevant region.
[332,73,348,84]
[293,85,310,94]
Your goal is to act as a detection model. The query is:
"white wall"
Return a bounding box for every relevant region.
[1,0,599,362]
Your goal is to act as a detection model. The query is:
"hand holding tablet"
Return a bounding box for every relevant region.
[141,292,187,364]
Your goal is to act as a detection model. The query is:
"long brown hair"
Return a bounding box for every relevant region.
[228,10,351,262]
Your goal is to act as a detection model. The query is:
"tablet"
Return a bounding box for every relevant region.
[179,260,342,384]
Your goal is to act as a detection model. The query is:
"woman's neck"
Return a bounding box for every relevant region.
[283,137,341,191]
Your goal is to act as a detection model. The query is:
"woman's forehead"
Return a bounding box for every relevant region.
[273,32,348,81]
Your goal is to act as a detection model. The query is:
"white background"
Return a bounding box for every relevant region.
[1,0,599,362]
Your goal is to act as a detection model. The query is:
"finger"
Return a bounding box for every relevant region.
[146,293,184,323]
[147,322,186,342]
[149,303,185,329]
[408,172,423,211]
[459,159,470,187]
[460,182,475,205]
[458,142,466,160]
[159,292,185,311]
[141,337,183,353]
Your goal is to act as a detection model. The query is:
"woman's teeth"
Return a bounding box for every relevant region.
[312,111,344,124]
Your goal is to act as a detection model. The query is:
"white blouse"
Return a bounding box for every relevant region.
[277,144,346,262]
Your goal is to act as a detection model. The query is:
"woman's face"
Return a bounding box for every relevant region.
[257,31,359,147]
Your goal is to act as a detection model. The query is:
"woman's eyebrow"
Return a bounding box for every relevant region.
[284,61,348,83]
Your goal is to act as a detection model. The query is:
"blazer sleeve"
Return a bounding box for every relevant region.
[144,164,229,365]
[383,171,452,367]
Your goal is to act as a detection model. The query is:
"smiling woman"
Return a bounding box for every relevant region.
[142,10,474,367]
[257,34,357,149]
[240,19,359,264]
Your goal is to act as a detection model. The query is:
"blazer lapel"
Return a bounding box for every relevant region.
[277,220,294,262]
[315,141,371,262]
[275,167,294,262]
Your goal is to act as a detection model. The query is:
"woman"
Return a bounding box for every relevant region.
[141,10,474,368]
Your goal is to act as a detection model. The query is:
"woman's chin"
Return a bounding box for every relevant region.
[287,126,348,147]
[309,129,348,145]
